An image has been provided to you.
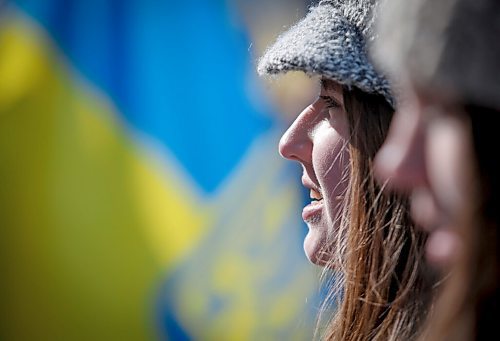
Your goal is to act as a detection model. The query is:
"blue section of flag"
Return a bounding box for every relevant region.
[156,286,192,341]
[14,0,273,193]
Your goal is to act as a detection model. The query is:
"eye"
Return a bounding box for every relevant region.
[320,95,341,110]
[319,95,343,121]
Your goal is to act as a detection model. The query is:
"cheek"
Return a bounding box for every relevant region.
[313,129,349,200]
[426,120,471,220]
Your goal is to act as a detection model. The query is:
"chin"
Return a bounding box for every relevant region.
[303,228,329,266]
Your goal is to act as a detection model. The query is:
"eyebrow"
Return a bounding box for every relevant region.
[320,78,340,92]
[320,78,344,103]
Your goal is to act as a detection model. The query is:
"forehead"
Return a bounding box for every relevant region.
[401,75,459,112]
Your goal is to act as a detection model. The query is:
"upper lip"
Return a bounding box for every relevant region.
[410,187,446,232]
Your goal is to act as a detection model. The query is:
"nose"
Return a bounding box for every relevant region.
[278,105,315,164]
[374,105,428,191]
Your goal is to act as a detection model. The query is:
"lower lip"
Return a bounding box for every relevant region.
[302,200,323,223]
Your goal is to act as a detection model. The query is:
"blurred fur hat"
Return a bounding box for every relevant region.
[257,0,393,106]
[373,0,500,108]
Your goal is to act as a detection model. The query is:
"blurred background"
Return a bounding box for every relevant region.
[0,0,322,339]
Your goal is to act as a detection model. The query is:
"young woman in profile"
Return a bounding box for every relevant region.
[258,0,435,340]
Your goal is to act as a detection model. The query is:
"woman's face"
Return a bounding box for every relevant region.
[279,79,350,265]
[374,79,473,267]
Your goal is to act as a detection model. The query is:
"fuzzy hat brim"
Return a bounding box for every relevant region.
[257,2,393,106]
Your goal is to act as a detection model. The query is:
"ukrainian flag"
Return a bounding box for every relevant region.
[0,0,318,339]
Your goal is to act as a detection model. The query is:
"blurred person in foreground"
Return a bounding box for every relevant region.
[258,0,435,339]
[371,0,500,339]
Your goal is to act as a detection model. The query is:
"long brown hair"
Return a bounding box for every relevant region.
[317,86,435,340]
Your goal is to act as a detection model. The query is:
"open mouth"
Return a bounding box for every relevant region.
[309,188,323,205]
[303,188,324,224]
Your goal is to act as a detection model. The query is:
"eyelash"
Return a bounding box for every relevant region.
[320,96,341,110]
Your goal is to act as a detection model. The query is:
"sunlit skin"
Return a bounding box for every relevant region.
[374,78,473,267]
[279,79,350,265]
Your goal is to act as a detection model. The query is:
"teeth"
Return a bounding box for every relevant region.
[310,189,323,200]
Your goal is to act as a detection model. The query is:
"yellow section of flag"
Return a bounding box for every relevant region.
[0,11,211,340]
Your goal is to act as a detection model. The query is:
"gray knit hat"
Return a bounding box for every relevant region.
[258,0,393,106]
[373,0,500,109]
